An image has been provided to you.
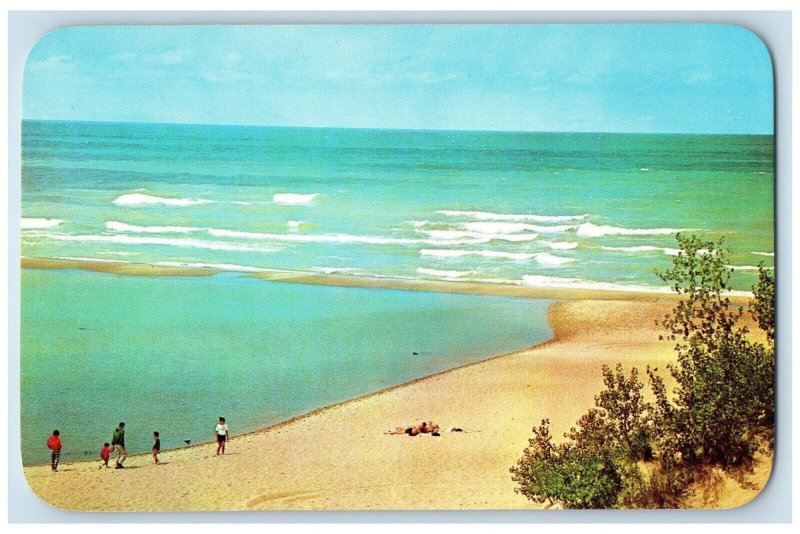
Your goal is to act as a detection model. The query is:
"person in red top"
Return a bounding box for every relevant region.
[99,442,112,469]
[46,430,62,472]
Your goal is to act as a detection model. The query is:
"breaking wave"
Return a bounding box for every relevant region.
[576,222,684,237]
[436,210,589,223]
[601,245,680,256]
[21,218,64,229]
[416,267,475,278]
[273,193,319,205]
[113,193,213,207]
[420,249,535,260]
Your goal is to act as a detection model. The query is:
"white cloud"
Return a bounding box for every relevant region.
[27,55,75,71]
[148,50,188,65]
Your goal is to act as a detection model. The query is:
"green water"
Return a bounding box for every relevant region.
[21,269,552,465]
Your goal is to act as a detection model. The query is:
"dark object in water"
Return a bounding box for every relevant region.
[183,440,191,444]
[412,352,419,355]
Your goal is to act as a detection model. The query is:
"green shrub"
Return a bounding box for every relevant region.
[510,419,631,509]
[512,234,775,508]
[651,234,774,467]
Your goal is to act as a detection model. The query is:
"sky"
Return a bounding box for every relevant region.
[22,24,774,134]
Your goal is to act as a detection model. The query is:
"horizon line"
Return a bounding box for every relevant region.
[20,117,774,137]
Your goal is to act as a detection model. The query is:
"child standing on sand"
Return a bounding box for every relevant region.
[99,442,112,468]
[46,430,62,472]
[152,431,161,465]
[215,417,229,455]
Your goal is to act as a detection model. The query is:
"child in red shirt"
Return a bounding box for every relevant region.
[99,442,112,468]
[46,430,62,472]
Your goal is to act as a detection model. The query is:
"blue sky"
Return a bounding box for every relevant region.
[23,24,773,134]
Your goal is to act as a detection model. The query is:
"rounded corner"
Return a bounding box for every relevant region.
[22,25,81,78]
[19,465,81,513]
[716,23,775,80]
[724,451,776,511]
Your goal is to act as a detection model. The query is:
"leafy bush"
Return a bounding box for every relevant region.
[651,234,774,467]
[511,233,775,508]
[510,365,651,508]
[510,419,630,509]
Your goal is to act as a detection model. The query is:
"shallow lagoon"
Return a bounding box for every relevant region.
[21,269,551,465]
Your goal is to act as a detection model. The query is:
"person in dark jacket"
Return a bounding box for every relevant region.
[111,422,127,469]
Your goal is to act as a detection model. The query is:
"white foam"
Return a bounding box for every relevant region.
[420,249,535,260]
[417,229,536,243]
[534,252,576,266]
[463,221,575,235]
[521,274,582,287]
[576,222,684,237]
[55,256,126,263]
[751,251,774,257]
[210,228,422,246]
[727,265,774,271]
[21,218,64,229]
[106,221,203,234]
[42,233,281,253]
[602,245,681,256]
[436,210,589,223]
[520,274,752,297]
[522,275,673,294]
[549,241,578,250]
[273,193,319,205]
[310,266,362,275]
[154,261,272,273]
[113,193,213,207]
[416,267,474,278]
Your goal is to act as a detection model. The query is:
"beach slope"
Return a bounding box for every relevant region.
[22,299,771,511]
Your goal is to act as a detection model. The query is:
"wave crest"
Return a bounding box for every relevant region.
[420,249,535,260]
[21,218,64,229]
[273,193,318,205]
[113,193,213,207]
[549,241,578,250]
[601,245,680,256]
[576,222,684,237]
[106,221,203,234]
[437,209,588,223]
[534,252,576,266]
[463,221,575,235]
[416,267,474,278]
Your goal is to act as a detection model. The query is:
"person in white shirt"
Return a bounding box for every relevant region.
[215,417,229,455]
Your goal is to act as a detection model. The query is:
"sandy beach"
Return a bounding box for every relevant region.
[21,292,771,512]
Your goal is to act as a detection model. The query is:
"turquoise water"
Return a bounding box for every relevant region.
[21,269,551,465]
[20,120,775,465]
[22,121,774,291]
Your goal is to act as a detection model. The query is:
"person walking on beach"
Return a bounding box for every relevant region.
[111,422,127,469]
[215,417,229,455]
[152,431,161,465]
[99,442,112,468]
[46,430,62,472]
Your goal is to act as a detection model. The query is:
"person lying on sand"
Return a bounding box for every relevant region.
[386,421,440,436]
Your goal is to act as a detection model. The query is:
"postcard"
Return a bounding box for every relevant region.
[20,24,775,511]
